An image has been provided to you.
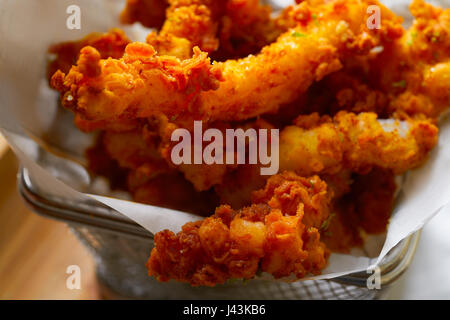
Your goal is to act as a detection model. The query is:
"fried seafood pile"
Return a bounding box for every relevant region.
[47,0,449,286]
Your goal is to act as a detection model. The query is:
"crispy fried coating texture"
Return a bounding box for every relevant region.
[128,171,219,215]
[279,112,438,176]
[156,118,274,192]
[168,110,437,192]
[52,0,403,131]
[86,133,130,190]
[214,164,268,209]
[350,168,396,234]
[91,129,220,214]
[47,29,131,82]
[358,0,450,119]
[127,0,282,60]
[120,0,168,29]
[287,0,450,120]
[50,44,223,130]
[214,0,282,60]
[145,0,225,57]
[323,168,396,252]
[147,172,331,286]
[102,130,168,171]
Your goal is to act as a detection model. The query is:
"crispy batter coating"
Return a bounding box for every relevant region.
[160,110,437,192]
[350,168,396,234]
[362,0,450,119]
[147,172,331,286]
[87,128,220,214]
[214,0,282,60]
[47,29,131,82]
[214,164,268,209]
[102,130,168,172]
[52,0,402,131]
[126,0,282,60]
[128,170,219,215]
[145,0,225,57]
[156,118,274,192]
[50,44,223,130]
[120,0,168,29]
[323,168,396,252]
[280,111,438,176]
[286,0,450,120]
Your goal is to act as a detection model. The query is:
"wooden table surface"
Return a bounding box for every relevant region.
[0,144,99,300]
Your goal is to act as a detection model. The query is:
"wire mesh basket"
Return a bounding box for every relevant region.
[19,167,420,300]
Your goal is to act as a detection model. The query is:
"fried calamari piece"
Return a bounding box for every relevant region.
[279,0,449,120]
[363,0,450,119]
[88,128,219,214]
[323,168,397,252]
[213,0,283,60]
[128,170,219,215]
[214,164,268,209]
[101,129,174,181]
[279,112,438,176]
[47,29,131,82]
[120,0,168,29]
[321,199,363,253]
[52,0,401,130]
[85,133,130,190]
[406,0,450,65]
[167,118,275,192]
[251,172,331,230]
[214,167,353,211]
[145,0,225,59]
[51,43,223,131]
[153,110,437,193]
[350,168,397,234]
[147,172,331,286]
[132,0,282,60]
[307,70,391,117]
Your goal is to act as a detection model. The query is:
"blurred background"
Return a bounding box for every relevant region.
[0,134,98,299]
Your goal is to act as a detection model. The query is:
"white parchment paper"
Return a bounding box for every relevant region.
[0,0,449,280]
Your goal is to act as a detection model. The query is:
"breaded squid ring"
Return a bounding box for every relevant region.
[279,111,438,176]
[52,0,403,131]
[147,172,331,286]
[161,111,438,191]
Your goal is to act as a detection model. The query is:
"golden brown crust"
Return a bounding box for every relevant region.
[52,0,402,130]
[147,172,331,286]
[120,0,168,29]
[47,29,131,82]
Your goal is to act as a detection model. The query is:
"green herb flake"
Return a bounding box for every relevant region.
[433,51,439,60]
[407,31,418,46]
[320,213,336,231]
[431,33,439,43]
[312,13,319,26]
[392,80,407,88]
[432,32,440,42]
[292,31,307,38]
